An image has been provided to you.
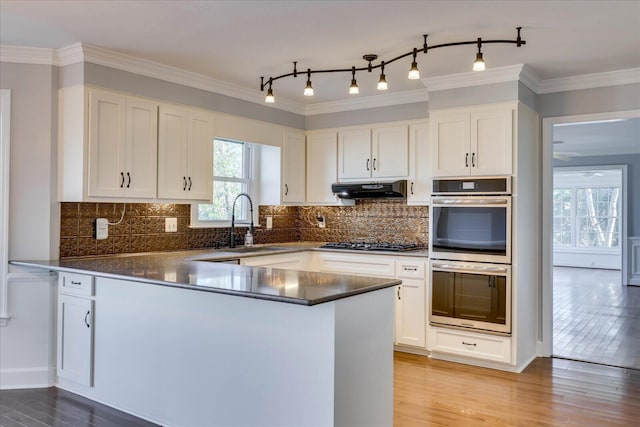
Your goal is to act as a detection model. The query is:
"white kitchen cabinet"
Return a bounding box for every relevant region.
[281,131,306,204]
[306,132,353,205]
[240,252,309,269]
[57,272,95,386]
[394,260,427,348]
[158,105,213,201]
[315,252,396,278]
[407,122,431,205]
[428,326,511,364]
[431,106,513,177]
[338,125,409,181]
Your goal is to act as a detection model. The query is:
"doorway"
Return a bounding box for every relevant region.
[542,111,640,369]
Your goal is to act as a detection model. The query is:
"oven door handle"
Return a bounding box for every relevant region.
[431,198,509,205]
[432,263,508,274]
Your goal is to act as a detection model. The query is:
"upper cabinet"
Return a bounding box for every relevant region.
[281,131,306,204]
[158,105,213,201]
[338,124,410,181]
[407,121,430,205]
[87,90,158,199]
[431,106,513,177]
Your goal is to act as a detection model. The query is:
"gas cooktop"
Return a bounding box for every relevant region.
[319,242,422,252]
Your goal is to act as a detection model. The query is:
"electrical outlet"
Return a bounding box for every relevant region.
[266,216,273,229]
[94,218,108,240]
[318,215,326,228]
[165,217,178,232]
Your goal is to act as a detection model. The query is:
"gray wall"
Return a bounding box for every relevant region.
[304,101,429,130]
[554,154,640,237]
[538,83,640,118]
[79,63,305,130]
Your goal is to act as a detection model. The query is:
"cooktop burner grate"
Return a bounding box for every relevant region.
[319,242,422,252]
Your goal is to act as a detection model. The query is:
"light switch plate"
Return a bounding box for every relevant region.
[165,218,178,232]
[95,218,108,240]
[266,216,273,229]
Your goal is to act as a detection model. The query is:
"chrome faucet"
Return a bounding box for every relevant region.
[230,193,254,248]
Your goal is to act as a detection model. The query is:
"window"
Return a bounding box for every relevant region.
[191,138,253,227]
[553,170,621,251]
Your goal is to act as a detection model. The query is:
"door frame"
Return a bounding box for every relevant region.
[0,89,11,326]
[540,109,639,356]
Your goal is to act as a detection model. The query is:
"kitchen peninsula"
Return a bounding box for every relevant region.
[11,249,399,427]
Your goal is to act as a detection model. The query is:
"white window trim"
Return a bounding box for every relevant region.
[1,89,11,326]
[190,139,259,229]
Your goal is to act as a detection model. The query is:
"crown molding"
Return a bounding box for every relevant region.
[421,64,534,92]
[0,45,56,65]
[56,43,84,67]
[304,88,430,116]
[537,68,640,94]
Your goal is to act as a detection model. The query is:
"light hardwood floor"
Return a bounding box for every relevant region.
[2,353,640,426]
[394,352,640,426]
[553,267,640,369]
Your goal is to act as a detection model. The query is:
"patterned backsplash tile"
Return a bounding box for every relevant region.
[59,200,428,258]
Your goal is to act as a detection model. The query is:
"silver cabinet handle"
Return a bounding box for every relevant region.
[472,152,476,168]
[397,287,401,300]
[431,198,509,205]
[70,280,81,286]
[373,158,377,171]
[403,266,418,272]
[366,158,370,171]
[410,182,414,195]
[84,310,91,328]
[462,341,477,347]
[432,263,508,274]
[465,153,469,167]
[188,177,192,191]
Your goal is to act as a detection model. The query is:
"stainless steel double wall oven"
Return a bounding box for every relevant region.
[429,177,512,335]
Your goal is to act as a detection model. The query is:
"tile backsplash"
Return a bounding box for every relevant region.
[59,201,428,258]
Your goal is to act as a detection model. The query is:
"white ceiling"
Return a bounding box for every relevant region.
[1,0,639,106]
[553,118,640,158]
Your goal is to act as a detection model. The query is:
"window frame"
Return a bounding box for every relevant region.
[190,138,258,228]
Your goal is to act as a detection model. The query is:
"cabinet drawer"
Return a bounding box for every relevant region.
[316,253,395,277]
[59,272,94,296]
[395,260,425,279]
[429,327,511,363]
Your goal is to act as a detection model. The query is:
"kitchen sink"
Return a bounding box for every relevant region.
[223,246,289,253]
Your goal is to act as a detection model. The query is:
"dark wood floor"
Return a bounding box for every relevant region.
[3,353,640,426]
[553,267,640,369]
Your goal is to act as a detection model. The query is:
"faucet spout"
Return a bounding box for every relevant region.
[230,193,254,248]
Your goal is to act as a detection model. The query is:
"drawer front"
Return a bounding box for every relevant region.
[59,272,95,296]
[316,253,395,277]
[429,327,511,363]
[395,260,426,279]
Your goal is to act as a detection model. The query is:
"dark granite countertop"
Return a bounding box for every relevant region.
[10,245,405,306]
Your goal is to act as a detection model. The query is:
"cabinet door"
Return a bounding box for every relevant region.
[471,109,513,176]
[125,98,158,198]
[338,128,371,180]
[186,109,214,200]
[158,106,188,199]
[306,132,338,204]
[282,131,306,203]
[58,294,94,386]
[407,122,431,205]
[87,90,126,197]
[372,125,409,178]
[431,114,470,177]
[395,278,426,348]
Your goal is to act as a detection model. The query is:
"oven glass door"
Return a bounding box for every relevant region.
[430,261,511,334]
[430,196,511,263]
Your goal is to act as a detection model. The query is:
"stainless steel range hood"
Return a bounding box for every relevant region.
[331,180,407,199]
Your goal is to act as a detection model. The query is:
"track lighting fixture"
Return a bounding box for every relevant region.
[349,66,359,94]
[304,69,314,96]
[473,38,486,71]
[377,61,388,91]
[260,27,525,102]
[408,48,420,80]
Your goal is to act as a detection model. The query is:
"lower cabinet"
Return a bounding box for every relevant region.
[57,273,95,386]
[428,326,511,364]
[394,260,427,348]
[240,252,309,270]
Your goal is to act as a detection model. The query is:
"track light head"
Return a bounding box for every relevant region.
[304,69,314,96]
[408,48,420,79]
[377,61,388,90]
[349,66,359,94]
[265,82,275,103]
[473,38,485,71]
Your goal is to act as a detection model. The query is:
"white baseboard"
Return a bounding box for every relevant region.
[0,366,56,389]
